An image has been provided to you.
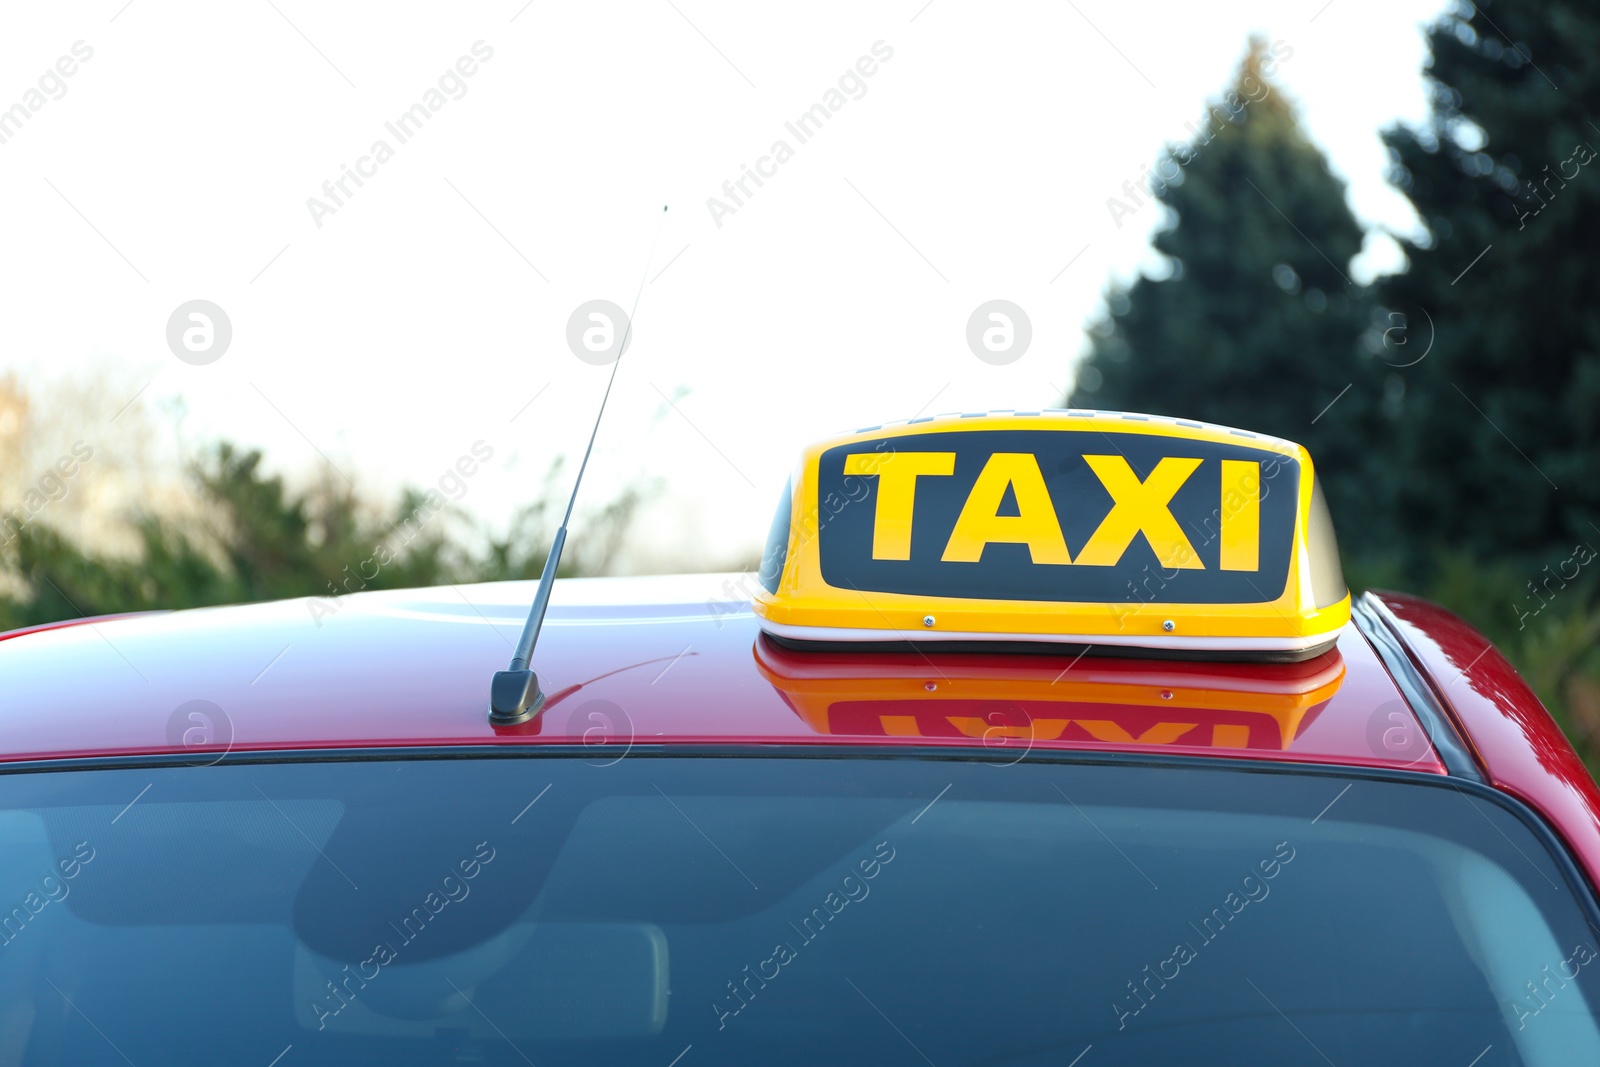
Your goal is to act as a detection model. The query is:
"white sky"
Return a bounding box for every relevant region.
[0,0,1448,571]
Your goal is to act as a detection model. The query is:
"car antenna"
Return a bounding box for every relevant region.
[490,205,667,725]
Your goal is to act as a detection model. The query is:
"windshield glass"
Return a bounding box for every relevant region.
[0,754,1595,1065]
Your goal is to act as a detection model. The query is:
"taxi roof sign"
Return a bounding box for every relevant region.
[750,411,1349,660]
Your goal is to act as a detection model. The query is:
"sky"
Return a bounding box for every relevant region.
[0,0,1451,572]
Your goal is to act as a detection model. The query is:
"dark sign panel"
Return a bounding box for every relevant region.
[816,430,1300,604]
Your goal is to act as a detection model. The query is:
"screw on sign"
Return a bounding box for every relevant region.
[966,300,1032,365]
[566,300,633,366]
[166,300,233,365]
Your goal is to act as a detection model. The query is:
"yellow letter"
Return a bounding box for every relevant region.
[1076,455,1204,569]
[844,451,955,560]
[1219,460,1260,571]
[940,453,1071,564]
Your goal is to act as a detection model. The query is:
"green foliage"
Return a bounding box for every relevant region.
[1367,1,1600,771]
[1070,38,1395,553]
[0,443,646,632]
[1377,0,1600,567]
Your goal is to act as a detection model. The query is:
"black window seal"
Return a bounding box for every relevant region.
[0,744,1592,919]
[1352,591,1486,783]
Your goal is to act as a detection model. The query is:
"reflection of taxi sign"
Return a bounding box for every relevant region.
[753,640,1347,752]
[751,412,1349,659]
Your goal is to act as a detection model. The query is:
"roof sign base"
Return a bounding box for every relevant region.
[761,632,1340,664]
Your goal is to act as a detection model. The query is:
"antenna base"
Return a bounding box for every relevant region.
[489,669,546,725]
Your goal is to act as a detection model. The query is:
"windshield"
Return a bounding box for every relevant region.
[0,754,1595,1065]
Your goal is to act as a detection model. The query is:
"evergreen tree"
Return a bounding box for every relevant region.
[1070,39,1392,553]
[1377,0,1600,566]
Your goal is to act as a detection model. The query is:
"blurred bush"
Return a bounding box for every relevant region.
[0,441,648,633]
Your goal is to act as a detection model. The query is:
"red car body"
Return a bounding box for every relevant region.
[2,574,1597,892]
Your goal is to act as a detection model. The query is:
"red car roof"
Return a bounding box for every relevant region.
[7,574,1600,887]
[0,573,1429,768]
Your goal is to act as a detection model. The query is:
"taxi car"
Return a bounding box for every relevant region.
[2,411,1599,1065]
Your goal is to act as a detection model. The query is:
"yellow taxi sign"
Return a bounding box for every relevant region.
[750,411,1349,659]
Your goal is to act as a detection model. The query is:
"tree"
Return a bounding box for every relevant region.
[1377,0,1600,567]
[1070,38,1394,554]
